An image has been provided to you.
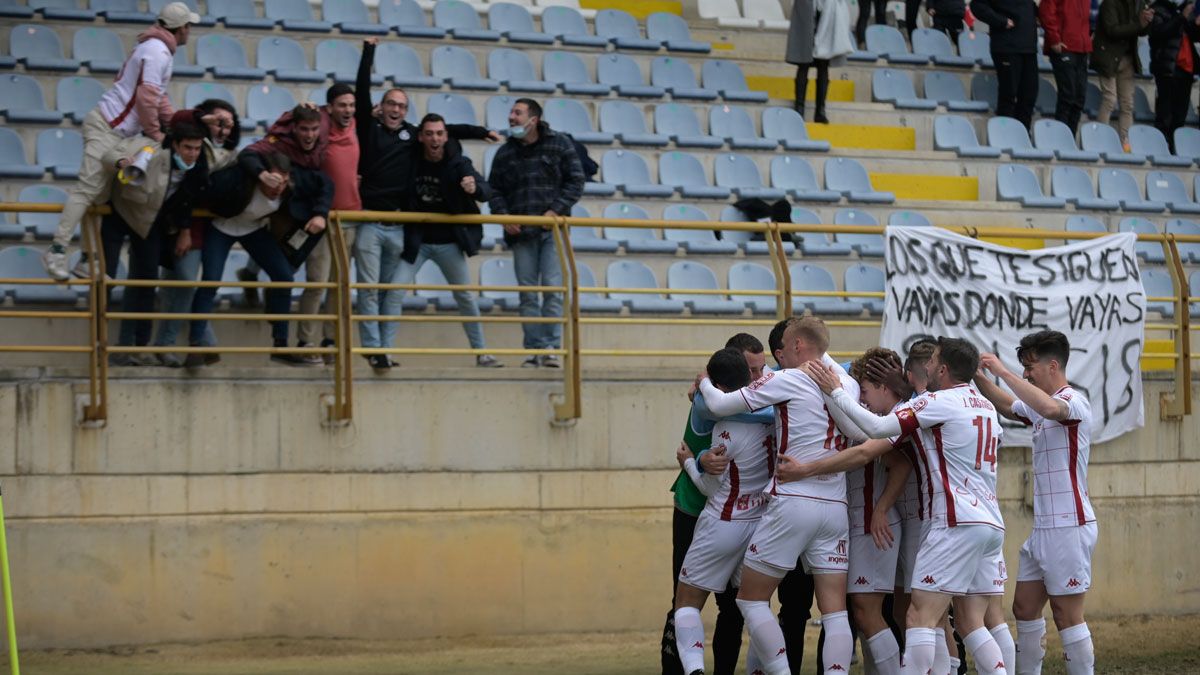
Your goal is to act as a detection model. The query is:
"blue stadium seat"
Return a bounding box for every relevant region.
[770,156,840,202]
[1118,217,1165,263]
[478,202,504,250]
[432,45,499,90]
[0,245,80,304]
[485,94,517,130]
[36,128,82,179]
[844,263,885,314]
[33,0,95,22]
[573,261,624,313]
[652,57,717,100]
[1141,268,1175,318]
[489,49,555,93]
[0,129,42,178]
[603,203,676,253]
[872,69,937,110]
[912,28,974,67]
[646,12,710,53]
[1,75,63,124]
[718,205,796,255]
[1137,38,1151,78]
[729,261,778,313]
[669,261,743,313]
[602,150,672,197]
[760,107,830,152]
[598,53,665,98]
[265,0,334,31]
[479,258,518,310]
[957,30,992,67]
[1080,122,1146,164]
[73,27,124,74]
[247,84,297,127]
[489,2,554,44]
[171,44,205,78]
[57,77,103,124]
[654,103,722,148]
[791,206,853,256]
[833,208,885,257]
[659,151,729,199]
[996,165,1065,208]
[184,82,237,111]
[987,117,1053,160]
[607,260,685,313]
[1099,168,1166,213]
[208,0,275,28]
[543,98,610,143]
[866,25,928,64]
[934,115,1002,158]
[0,212,25,239]
[791,263,856,315]
[0,0,33,18]
[1128,125,1193,168]
[10,24,79,71]
[599,100,668,146]
[1083,81,1102,119]
[567,204,619,253]
[17,185,68,239]
[1032,119,1100,162]
[1166,218,1200,263]
[888,210,932,227]
[1192,271,1200,318]
[1065,215,1106,233]
[970,72,998,111]
[1132,86,1156,124]
[92,0,154,22]
[715,153,786,200]
[825,158,894,203]
[1035,77,1057,115]
[662,204,739,255]
[258,36,325,83]
[595,8,662,50]
[709,105,776,150]
[318,40,384,84]
[323,0,388,34]
[1052,166,1119,210]
[924,72,988,112]
[701,59,768,103]
[374,42,441,88]
[197,34,266,79]
[379,0,446,37]
[544,50,610,96]
[1146,171,1200,215]
[1174,127,1200,166]
[427,92,478,125]
[434,0,501,40]
[541,5,608,47]
[481,144,499,178]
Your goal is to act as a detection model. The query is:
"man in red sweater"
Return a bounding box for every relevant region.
[1040,0,1093,132]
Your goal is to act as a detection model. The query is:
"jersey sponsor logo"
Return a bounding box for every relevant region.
[921,574,936,585]
[748,371,774,391]
[911,397,930,413]
[1066,578,1081,588]
[836,539,847,556]
[854,576,869,585]
[719,430,732,441]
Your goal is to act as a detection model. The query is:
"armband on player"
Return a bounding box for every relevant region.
[895,407,919,438]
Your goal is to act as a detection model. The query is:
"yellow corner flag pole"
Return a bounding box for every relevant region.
[0,485,18,675]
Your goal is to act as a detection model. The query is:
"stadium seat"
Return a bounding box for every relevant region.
[1192,271,1200,318]
[572,262,623,313]
[479,258,518,310]
[760,107,831,152]
[434,0,501,41]
[0,213,25,239]
[566,205,619,253]
[208,0,275,28]
[709,105,777,150]
[247,84,297,127]
[957,30,992,67]
[659,152,730,199]
[1035,77,1057,115]
[318,40,384,84]
[170,46,205,77]
[486,95,516,133]
[739,0,789,28]
[716,153,787,200]
[1128,125,1193,168]
[1065,215,1107,234]
[541,5,608,47]
[1173,128,1200,165]
[866,25,929,64]
[912,28,974,67]
[92,0,154,22]
[1137,38,1152,78]
[646,12,710,53]
[844,263,885,313]
[184,82,237,111]
[833,208,885,257]
[595,9,662,50]
[598,54,666,98]
[428,92,478,125]
[1140,268,1175,318]
[655,104,723,148]
[544,98,610,143]
[1083,81,1102,119]
[652,57,718,101]
[430,45,497,90]
[481,144,499,178]
[729,261,778,313]
[544,51,610,96]
[264,0,334,31]
[825,157,894,203]
[1146,171,1200,215]
[373,42,441,88]
[17,184,68,239]
[489,2,554,44]
[769,155,839,202]
[1052,166,1119,211]
[607,260,685,313]
[1080,122,1146,164]
[73,27,124,74]
[872,69,937,110]
[987,117,1053,160]
[489,49,555,93]
[970,72,999,111]
[601,150,673,198]
[662,205,739,254]
[699,0,754,28]
[196,34,266,80]
[0,129,42,178]
[669,261,743,313]
[923,72,989,112]
[888,210,932,227]
[791,263,856,315]
[258,36,325,83]
[1032,119,1100,162]
[934,115,1003,158]
[791,205,853,256]
[1099,169,1166,213]
[0,245,80,304]
[323,0,388,34]
[10,24,79,71]
[379,0,446,37]
[718,205,796,255]
[1166,219,1200,263]
[996,165,1066,208]
[56,77,104,124]
[599,100,668,146]
[603,203,677,253]
[1118,217,1165,263]
[36,128,82,179]
[1132,86,1156,124]
[0,0,33,17]
[701,60,768,103]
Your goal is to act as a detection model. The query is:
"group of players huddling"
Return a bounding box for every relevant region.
[668,316,1097,675]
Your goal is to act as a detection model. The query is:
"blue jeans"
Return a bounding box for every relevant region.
[396,242,486,350]
[353,222,406,349]
[510,230,561,350]
[153,248,215,347]
[190,226,294,345]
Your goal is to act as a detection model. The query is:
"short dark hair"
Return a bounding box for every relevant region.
[935,336,979,383]
[707,348,751,391]
[326,83,354,105]
[514,97,542,120]
[169,121,207,143]
[418,113,446,133]
[905,338,937,374]
[196,98,241,149]
[767,320,789,356]
[1016,330,1071,369]
[292,105,322,125]
[850,347,902,385]
[261,151,291,175]
[725,332,764,354]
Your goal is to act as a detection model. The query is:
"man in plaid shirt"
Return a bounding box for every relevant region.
[488,98,585,368]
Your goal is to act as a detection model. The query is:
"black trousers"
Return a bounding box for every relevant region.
[994,52,1040,129]
[100,210,163,347]
[1050,51,1089,133]
[904,0,922,37]
[932,15,963,46]
[855,0,888,44]
[1154,73,1195,151]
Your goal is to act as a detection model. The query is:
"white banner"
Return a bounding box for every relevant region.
[880,227,1146,446]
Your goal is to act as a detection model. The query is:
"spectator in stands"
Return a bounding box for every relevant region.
[972,0,1041,128]
[927,0,968,43]
[812,0,854,125]
[905,0,925,37]
[42,2,201,282]
[353,38,498,369]
[1040,0,1094,132]
[1148,0,1200,149]
[488,99,584,368]
[854,0,888,47]
[1094,0,1154,150]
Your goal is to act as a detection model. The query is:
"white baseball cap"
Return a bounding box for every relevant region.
[158,1,201,28]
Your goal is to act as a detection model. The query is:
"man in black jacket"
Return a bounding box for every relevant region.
[971,0,1041,128]
[1148,0,1200,148]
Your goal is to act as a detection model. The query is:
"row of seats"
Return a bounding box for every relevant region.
[0,128,81,180]
[997,163,1200,214]
[1065,214,1200,265]
[5,0,599,22]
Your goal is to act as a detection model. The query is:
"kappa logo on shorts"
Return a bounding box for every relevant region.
[1066,578,1081,588]
[921,574,936,585]
[854,576,869,585]
[680,568,688,578]
[749,544,759,554]
[995,662,1006,670]
[775,648,786,657]
[836,540,847,556]
[692,641,704,649]
[829,664,846,671]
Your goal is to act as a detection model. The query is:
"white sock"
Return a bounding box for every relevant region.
[901,627,937,675]
[674,606,706,675]
[933,628,951,675]
[1015,618,1046,675]
[747,635,765,675]
[1060,623,1093,675]
[737,599,789,675]
[867,628,902,675]
[948,656,961,674]
[821,611,853,675]
[991,624,1016,674]
[964,626,1008,675]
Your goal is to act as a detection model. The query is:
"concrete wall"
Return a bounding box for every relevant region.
[0,369,1197,648]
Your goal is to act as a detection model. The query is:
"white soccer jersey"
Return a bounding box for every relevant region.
[896,384,1005,531]
[98,37,173,138]
[1012,387,1096,529]
[847,456,900,534]
[701,420,774,521]
[895,438,925,522]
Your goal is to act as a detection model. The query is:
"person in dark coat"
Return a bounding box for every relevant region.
[787,0,830,122]
[1093,0,1154,147]
[972,0,1041,128]
[1148,0,1200,148]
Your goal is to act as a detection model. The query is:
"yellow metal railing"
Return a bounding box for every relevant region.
[0,202,1197,423]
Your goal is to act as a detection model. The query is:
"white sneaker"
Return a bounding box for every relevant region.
[476,355,503,368]
[42,248,69,281]
[521,356,540,368]
[539,354,560,368]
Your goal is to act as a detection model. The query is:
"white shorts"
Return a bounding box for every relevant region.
[743,496,849,579]
[679,515,760,593]
[848,529,900,594]
[1017,523,1098,596]
[896,517,925,593]
[911,524,1006,596]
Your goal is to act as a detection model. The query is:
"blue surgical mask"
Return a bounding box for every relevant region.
[508,123,528,139]
[173,154,196,171]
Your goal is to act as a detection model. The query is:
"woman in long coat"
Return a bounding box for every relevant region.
[787,0,853,122]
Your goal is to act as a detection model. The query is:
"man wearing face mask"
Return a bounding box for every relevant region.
[487,99,585,368]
